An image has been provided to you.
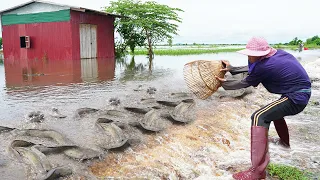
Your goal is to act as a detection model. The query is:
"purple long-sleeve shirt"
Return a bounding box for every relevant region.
[222,50,311,105]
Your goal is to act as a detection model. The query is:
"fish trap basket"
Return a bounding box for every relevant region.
[183,60,226,100]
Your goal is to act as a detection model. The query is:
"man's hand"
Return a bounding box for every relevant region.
[220,60,231,72]
[222,60,230,67]
[215,75,226,82]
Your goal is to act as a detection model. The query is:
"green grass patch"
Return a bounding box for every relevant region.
[267,163,312,180]
[131,48,243,56]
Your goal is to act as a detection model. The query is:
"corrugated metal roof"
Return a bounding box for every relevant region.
[0,0,122,18]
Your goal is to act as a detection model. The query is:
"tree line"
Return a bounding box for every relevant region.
[288,35,320,46]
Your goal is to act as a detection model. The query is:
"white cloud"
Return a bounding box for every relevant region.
[1,0,319,43]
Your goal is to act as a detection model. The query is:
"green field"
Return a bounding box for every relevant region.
[129,44,320,56]
[131,48,243,56]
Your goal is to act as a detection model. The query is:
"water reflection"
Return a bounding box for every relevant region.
[116,56,157,81]
[4,58,115,89]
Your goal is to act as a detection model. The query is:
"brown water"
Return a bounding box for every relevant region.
[0,50,320,179]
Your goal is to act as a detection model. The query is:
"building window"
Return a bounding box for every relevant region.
[20,36,30,48]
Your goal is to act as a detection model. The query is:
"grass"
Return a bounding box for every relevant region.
[272,44,320,50]
[267,163,313,180]
[131,48,243,56]
[129,44,320,56]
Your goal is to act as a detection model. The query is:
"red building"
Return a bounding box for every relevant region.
[0,0,121,62]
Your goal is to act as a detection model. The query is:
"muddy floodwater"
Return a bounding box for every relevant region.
[0,50,320,179]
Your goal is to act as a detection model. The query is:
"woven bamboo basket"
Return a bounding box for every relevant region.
[183,60,226,100]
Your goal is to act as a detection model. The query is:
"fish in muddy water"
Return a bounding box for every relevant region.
[98,119,144,145]
[139,109,170,132]
[75,108,99,118]
[62,146,103,161]
[13,147,52,175]
[49,108,67,118]
[156,99,195,107]
[13,144,73,180]
[147,87,157,94]
[170,92,192,98]
[26,111,45,123]
[43,166,73,180]
[98,110,140,126]
[124,105,161,114]
[10,140,35,149]
[170,101,196,123]
[0,126,16,133]
[33,145,78,155]
[32,144,102,161]
[124,107,153,114]
[118,123,144,145]
[140,98,157,105]
[103,110,128,118]
[156,100,181,107]
[95,119,128,150]
[109,97,121,106]
[9,140,51,169]
[133,85,143,91]
[9,140,38,160]
[17,129,74,145]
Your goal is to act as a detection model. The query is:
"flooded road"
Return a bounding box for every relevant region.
[0,50,319,179]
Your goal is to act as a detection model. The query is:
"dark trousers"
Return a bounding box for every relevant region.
[251,97,307,128]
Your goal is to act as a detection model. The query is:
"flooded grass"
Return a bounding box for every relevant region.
[132,48,243,56]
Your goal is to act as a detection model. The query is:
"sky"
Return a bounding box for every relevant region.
[0,0,319,44]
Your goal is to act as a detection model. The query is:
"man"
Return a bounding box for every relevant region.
[216,37,311,180]
[299,42,304,52]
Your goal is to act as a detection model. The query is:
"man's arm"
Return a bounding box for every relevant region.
[227,65,249,75]
[221,60,248,75]
[221,78,251,90]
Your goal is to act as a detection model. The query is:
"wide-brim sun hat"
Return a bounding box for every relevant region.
[237,37,276,57]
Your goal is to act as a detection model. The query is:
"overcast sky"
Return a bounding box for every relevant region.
[0,0,319,44]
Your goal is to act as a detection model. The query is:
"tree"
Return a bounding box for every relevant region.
[0,37,2,49]
[305,35,320,45]
[288,37,302,45]
[105,0,183,58]
[167,38,173,47]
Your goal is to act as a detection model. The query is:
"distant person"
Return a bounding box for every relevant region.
[216,37,311,180]
[298,42,304,52]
